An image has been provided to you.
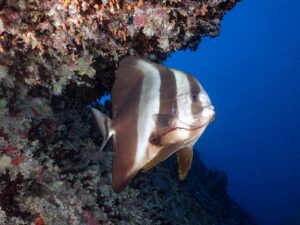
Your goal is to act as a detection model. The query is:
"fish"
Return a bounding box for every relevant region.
[92,56,215,192]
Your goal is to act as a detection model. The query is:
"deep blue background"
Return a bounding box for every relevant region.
[165,1,300,225]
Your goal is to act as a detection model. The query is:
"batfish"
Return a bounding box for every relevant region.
[92,56,215,192]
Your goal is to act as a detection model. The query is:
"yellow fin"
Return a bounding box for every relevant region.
[177,147,193,180]
[142,143,181,172]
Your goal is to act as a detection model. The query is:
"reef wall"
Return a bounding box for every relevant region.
[0,0,258,224]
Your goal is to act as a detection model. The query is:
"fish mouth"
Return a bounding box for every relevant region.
[209,111,216,123]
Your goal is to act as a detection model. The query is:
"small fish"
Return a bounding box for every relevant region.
[92,56,215,192]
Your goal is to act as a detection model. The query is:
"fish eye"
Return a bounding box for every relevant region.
[191,92,198,102]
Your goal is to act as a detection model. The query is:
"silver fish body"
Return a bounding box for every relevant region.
[92,56,215,192]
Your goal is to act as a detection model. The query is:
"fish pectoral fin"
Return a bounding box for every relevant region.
[152,114,176,127]
[141,143,181,172]
[177,147,193,180]
[91,107,114,151]
[150,114,176,146]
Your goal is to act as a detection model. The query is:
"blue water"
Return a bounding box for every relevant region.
[165,1,300,225]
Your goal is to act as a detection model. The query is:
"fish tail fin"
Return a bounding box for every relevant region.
[91,108,114,151]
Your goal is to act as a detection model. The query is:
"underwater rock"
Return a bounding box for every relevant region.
[0,84,258,225]
[0,0,239,96]
[0,0,258,224]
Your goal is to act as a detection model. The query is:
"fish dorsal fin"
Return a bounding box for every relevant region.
[176,147,193,180]
[112,56,155,117]
[142,143,182,172]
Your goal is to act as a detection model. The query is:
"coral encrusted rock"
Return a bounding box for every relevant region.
[0,0,258,225]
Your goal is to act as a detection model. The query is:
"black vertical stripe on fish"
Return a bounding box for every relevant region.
[157,65,178,115]
[149,65,177,146]
[186,74,202,116]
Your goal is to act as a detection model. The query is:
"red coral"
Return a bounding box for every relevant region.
[37,166,47,182]
[155,8,167,17]
[10,110,21,119]
[1,145,17,156]
[11,155,24,166]
[17,129,28,139]
[35,217,46,225]
[133,14,145,28]
[82,210,99,225]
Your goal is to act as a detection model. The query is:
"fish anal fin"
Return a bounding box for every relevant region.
[112,143,160,192]
[112,168,136,193]
[177,147,193,180]
[111,122,138,192]
[112,151,136,192]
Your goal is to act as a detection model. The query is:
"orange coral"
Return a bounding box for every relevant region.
[200,4,208,16]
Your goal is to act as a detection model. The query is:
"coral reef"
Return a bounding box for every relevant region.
[0,0,238,96]
[0,0,258,224]
[0,101,256,224]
